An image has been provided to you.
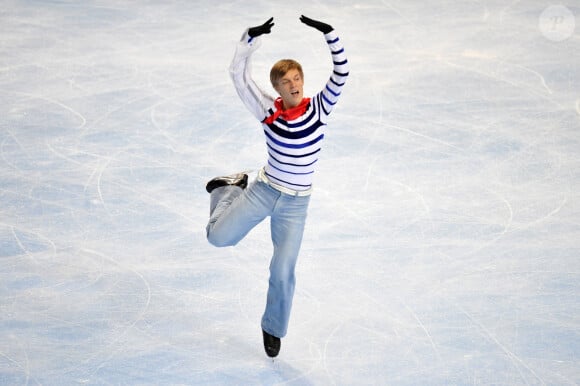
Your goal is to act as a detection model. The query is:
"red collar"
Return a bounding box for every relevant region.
[264,97,311,124]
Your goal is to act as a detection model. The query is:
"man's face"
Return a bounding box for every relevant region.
[274,69,304,110]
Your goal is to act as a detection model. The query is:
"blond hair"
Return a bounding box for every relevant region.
[270,59,304,88]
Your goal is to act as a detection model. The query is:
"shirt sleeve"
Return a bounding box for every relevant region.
[229,31,275,122]
[318,30,349,116]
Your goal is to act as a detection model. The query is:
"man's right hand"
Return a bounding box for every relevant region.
[248,17,275,38]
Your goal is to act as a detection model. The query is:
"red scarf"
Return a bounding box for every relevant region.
[263,97,311,124]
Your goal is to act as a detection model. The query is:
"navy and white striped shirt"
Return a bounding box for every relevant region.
[230,30,349,191]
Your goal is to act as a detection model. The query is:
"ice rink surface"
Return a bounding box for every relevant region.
[1,0,579,384]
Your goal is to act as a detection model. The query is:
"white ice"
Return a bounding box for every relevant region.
[1,1,579,385]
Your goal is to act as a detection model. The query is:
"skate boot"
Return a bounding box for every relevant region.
[262,329,281,358]
[205,173,248,193]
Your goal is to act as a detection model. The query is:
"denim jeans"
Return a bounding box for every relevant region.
[206,179,311,338]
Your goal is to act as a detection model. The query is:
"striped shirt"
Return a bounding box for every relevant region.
[229,30,349,191]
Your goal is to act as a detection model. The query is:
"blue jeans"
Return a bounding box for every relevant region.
[206,179,311,338]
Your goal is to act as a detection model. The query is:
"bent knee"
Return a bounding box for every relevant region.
[207,229,237,248]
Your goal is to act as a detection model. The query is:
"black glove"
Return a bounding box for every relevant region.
[300,15,333,34]
[248,17,275,38]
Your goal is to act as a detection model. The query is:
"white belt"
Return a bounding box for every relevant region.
[258,168,312,197]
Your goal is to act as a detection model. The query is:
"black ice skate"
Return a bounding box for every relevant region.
[262,329,281,358]
[205,173,248,193]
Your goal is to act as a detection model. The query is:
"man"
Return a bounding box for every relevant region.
[205,15,349,358]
